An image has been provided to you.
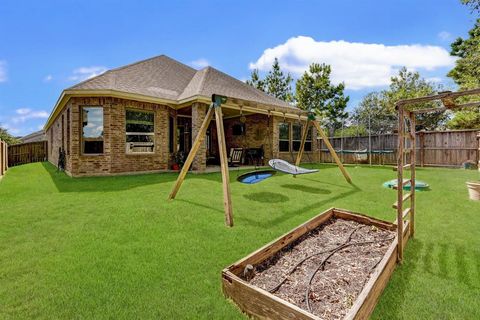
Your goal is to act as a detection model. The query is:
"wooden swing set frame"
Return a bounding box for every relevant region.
[167,94,352,227]
[394,88,480,261]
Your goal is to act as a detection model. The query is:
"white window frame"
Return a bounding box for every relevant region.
[125,109,155,154]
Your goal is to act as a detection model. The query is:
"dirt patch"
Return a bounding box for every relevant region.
[246,218,395,319]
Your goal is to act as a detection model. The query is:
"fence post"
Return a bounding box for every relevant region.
[419,131,425,167]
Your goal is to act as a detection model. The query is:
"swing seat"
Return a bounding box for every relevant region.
[268,159,318,175]
[237,170,276,184]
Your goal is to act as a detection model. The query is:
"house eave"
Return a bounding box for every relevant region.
[44,90,307,131]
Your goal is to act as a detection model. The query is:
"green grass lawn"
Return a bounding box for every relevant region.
[0,162,479,319]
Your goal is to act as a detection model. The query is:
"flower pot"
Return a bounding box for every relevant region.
[466,181,480,201]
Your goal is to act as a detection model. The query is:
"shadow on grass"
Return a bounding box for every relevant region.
[243,192,289,203]
[281,183,331,194]
[380,237,480,319]
[238,184,361,229]
[42,162,177,193]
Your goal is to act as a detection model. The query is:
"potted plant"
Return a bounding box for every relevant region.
[171,151,185,171]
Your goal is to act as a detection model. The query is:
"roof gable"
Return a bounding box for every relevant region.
[69,55,197,101]
[67,55,295,109]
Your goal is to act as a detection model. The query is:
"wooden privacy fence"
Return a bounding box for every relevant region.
[319,129,480,167]
[0,139,7,178]
[8,141,48,167]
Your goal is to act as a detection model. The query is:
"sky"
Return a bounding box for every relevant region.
[0,0,475,136]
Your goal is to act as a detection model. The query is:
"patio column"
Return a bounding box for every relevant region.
[191,102,208,171]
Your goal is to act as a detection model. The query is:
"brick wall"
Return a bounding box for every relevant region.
[47,97,170,177]
[45,96,319,176]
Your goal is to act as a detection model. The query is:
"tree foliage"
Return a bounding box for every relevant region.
[351,68,448,134]
[446,17,480,129]
[0,126,20,145]
[461,0,480,12]
[246,58,293,102]
[246,69,265,92]
[295,63,349,132]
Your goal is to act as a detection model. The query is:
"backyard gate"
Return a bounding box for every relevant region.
[8,141,48,167]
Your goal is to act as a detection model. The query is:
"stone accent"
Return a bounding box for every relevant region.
[191,102,208,171]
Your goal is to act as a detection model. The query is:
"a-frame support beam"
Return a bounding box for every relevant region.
[168,95,233,227]
[294,117,352,184]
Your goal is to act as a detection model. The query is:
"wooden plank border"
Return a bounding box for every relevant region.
[222,208,410,320]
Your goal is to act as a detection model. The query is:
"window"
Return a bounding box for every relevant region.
[126,109,154,153]
[278,123,290,152]
[292,124,302,151]
[82,107,103,154]
[232,123,245,136]
[292,124,313,152]
[305,127,312,152]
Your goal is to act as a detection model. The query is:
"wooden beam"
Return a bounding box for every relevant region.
[168,105,214,200]
[311,120,352,184]
[396,107,404,262]
[214,107,234,227]
[396,87,480,107]
[410,113,416,237]
[294,120,310,166]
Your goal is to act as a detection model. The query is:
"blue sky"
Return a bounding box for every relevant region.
[0,0,474,136]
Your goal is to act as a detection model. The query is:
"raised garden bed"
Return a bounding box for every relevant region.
[222,208,410,320]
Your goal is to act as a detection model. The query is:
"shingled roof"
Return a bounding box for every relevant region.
[69,55,294,109]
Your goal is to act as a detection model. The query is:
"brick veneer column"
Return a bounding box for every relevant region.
[191,102,207,171]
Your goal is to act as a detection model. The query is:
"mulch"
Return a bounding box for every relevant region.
[246,218,395,319]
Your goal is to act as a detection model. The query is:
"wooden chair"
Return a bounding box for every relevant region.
[228,148,243,167]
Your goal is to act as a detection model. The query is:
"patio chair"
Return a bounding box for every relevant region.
[228,148,243,167]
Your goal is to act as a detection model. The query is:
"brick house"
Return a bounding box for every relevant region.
[44,55,320,177]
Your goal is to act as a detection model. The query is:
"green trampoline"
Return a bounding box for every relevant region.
[383,179,429,191]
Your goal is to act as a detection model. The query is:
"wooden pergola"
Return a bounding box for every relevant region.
[394,88,480,261]
[168,94,352,227]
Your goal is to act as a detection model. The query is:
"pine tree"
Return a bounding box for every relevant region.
[246,58,293,102]
[295,63,349,134]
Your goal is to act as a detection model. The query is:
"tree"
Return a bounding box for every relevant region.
[446,18,480,129]
[351,92,396,134]
[461,0,480,12]
[246,58,294,102]
[264,58,294,102]
[352,68,448,134]
[246,69,265,92]
[295,63,349,135]
[0,126,20,145]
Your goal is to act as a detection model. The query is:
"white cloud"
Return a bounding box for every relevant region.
[426,77,443,83]
[249,36,456,90]
[438,31,453,41]
[43,74,53,82]
[11,108,49,123]
[190,58,210,69]
[69,66,107,81]
[0,60,7,83]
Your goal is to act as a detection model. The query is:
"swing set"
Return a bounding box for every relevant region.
[168,94,352,226]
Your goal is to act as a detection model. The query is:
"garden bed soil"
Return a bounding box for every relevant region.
[222,208,410,320]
